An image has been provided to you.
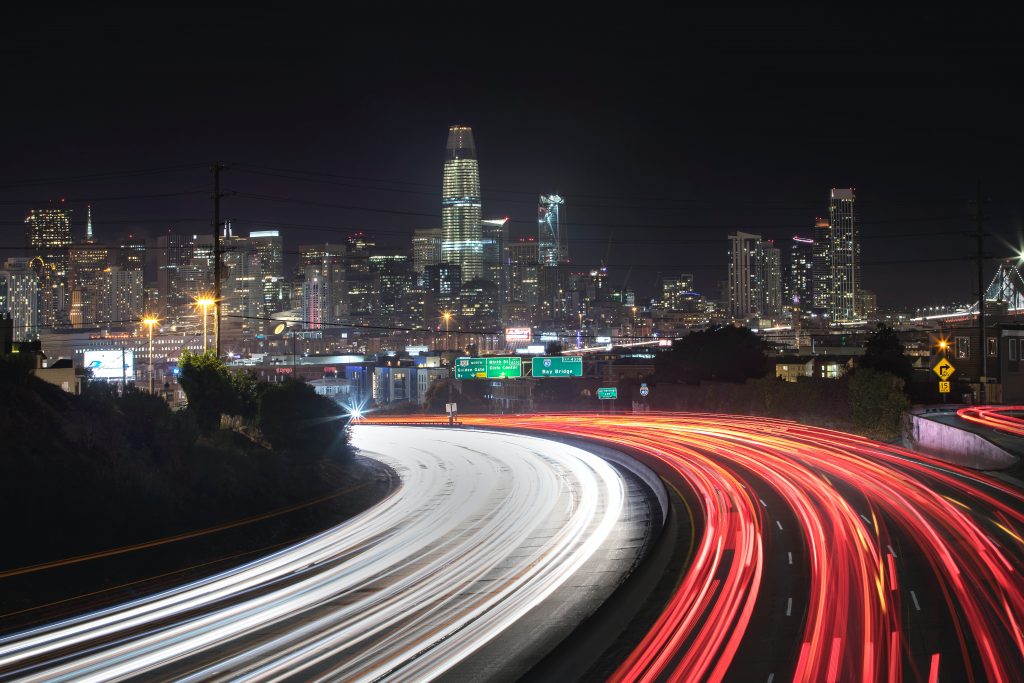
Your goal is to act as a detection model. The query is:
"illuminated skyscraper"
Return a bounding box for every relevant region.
[26,202,73,326]
[828,188,860,321]
[729,233,782,320]
[538,195,566,266]
[441,125,483,282]
[250,230,284,314]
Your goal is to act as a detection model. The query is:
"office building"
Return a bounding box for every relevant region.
[68,242,110,326]
[728,232,760,318]
[412,228,443,286]
[441,125,483,282]
[482,217,509,306]
[25,202,73,326]
[250,230,285,315]
[117,236,147,272]
[369,251,412,318]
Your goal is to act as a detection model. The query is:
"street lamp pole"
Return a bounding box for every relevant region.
[143,317,158,394]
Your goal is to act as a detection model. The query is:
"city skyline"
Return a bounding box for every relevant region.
[2,8,1023,309]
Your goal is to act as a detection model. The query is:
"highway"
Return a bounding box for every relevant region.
[449,413,1024,683]
[0,427,651,682]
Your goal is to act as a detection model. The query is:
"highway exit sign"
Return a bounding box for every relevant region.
[454,356,523,380]
[597,387,618,400]
[532,356,583,377]
[932,358,956,381]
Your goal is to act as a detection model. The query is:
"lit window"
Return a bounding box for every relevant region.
[955,337,970,360]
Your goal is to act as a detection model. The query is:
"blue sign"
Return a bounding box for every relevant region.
[640,383,649,397]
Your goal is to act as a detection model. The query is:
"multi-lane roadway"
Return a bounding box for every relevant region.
[452,413,1024,683]
[0,427,654,681]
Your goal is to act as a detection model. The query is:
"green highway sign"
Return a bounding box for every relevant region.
[454,356,523,379]
[597,387,618,400]
[532,356,583,377]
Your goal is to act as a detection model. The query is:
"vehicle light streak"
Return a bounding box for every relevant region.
[0,427,627,681]
[397,412,1024,682]
[957,405,1024,437]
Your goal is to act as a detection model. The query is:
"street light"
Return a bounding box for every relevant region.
[442,311,452,350]
[195,296,215,352]
[142,316,159,394]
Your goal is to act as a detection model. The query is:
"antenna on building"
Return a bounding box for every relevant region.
[86,204,93,242]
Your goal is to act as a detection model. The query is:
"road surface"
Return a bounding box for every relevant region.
[0,426,655,682]
[449,413,1024,683]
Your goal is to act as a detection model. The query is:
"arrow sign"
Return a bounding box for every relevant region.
[932,358,956,381]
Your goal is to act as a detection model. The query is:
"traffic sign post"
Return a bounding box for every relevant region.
[532,356,583,377]
[932,358,955,381]
[932,358,955,403]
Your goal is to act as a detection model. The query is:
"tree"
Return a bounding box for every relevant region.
[177,350,240,434]
[848,369,911,441]
[655,325,768,384]
[257,379,347,458]
[858,324,913,387]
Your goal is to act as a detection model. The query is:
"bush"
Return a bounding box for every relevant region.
[178,350,242,433]
[257,379,347,458]
[848,369,911,441]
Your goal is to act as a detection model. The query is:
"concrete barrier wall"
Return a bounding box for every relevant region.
[905,413,1020,470]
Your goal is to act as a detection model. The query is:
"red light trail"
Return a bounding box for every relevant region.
[957,405,1024,437]
[385,413,1024,682]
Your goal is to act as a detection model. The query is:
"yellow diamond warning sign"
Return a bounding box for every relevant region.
[932,358,956,381]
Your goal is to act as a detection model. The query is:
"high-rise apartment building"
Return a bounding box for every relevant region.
[811,217,832,313]
[441,125,483,282]
[788,236,815,316]
[828,188,860,321]
[0,258,40,341]
[728,232,760,318]
[299,243,345,323]
[754,240,783,319]
[26,202,73,326]
[729,233,783,320]
[662,274,694,311]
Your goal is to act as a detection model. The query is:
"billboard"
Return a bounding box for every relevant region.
[505,327,532,342]
[84,350,134,381]
[454,356,523,379]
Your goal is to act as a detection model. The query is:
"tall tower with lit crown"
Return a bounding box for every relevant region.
[441,126,483,282]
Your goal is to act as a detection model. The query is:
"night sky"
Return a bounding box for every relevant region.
[3,4,1024,307]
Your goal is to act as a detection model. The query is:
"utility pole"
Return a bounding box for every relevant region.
[975,183,987,405]
[212,162,225,357]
